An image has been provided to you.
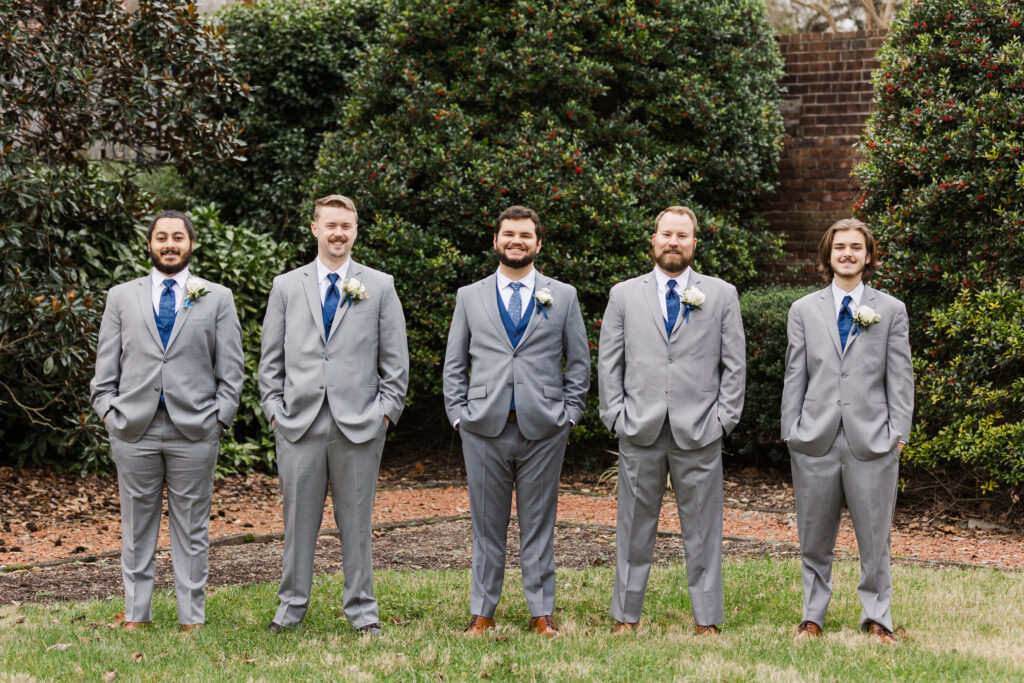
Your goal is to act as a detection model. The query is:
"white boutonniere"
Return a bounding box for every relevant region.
[181,276,208,309]
[534,287,553,319]
[341,277,369,307]
[851,305,880,335]
[680,286,705,323]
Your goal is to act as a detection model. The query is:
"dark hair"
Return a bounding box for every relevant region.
[494,205,541,237]
[147,210,195,241]
[817,217,879,282]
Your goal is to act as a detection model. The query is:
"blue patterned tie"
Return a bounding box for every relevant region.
[323,273,340,339]
[838,295,853,349]
[509,282,524,327]
[665,279,679,338]
[157,278,176,348]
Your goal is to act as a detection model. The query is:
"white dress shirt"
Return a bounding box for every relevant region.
[496,267,537,312]
[316,257,351,306]
[831,280,864,318]
[150,268,190,313]
[654,266,691,321]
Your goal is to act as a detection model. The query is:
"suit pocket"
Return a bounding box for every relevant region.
[467,385,487,400]
[542,385,564,400]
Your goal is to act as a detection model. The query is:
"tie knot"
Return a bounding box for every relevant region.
[667,279,677,292]
[842,295,852,307]
[327,273,340,285]
[509,282,524,292]
[163,278,175,291]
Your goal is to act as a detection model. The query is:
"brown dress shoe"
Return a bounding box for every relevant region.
[464,615,496,635]
[794,620,822,640]
[694,624,720,636]
[122,621,148,632]
[612,621,638,635]
[178,624,204,633]
[529,615,562,638]
[864,621,897,644]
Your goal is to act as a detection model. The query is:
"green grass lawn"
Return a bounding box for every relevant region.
[1,559,1021,681]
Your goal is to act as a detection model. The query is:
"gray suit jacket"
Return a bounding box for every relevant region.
[598,269,746,449]
[780,285,914,460]
[90,275,244,442]
[442,272,590,441]
[258,260,409,444]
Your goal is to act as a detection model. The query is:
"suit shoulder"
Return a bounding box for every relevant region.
[271,265,307,288]
[694,273,737,295]
[868,287,906,310]
[354,264,395,287]
[790,289,825,311]
[541,276,577,297]
[608,274,647,295]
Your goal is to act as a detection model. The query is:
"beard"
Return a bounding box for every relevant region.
[497,248,536,270]
[150,246,193,275]
[654,249,691,273]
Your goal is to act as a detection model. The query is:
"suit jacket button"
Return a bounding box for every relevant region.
[318,385,324,390]
[154,387,160,392]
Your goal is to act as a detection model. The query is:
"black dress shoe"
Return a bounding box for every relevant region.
[357,623,383,635]
[267,621,287,634]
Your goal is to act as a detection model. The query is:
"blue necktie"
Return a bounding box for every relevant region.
[665,279,679,338]
[157,278,176,348]
[509,282,524,327]
[838,295,853,349]
[323,273,340,339]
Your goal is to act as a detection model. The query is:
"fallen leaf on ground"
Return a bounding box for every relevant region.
[46,643,72,651]
[132,652,144,663]
[102,671,116,681]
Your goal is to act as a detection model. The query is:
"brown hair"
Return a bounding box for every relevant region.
[653,205,698,234]
[314,194,357,222]
[817,218,878,282]
[494,205,541,237]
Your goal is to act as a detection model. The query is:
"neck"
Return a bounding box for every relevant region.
[499,263,533,281]
[833,275,860,293]
[319,254,349,272]
[656,264,687,279]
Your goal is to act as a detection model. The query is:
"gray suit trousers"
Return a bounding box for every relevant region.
[612,420,724,626]
[791,424,899,631]
[461,420,570,619]
[109,406,219,625]
[274,400,386,629]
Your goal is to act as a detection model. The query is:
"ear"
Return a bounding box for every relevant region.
[310,221,318,237]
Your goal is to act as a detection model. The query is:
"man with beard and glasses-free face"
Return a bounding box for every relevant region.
[259,195,408,636]
[782,218,913,644]
[598,206,745,636]
[91,210,243,632]
[443,205,589,638]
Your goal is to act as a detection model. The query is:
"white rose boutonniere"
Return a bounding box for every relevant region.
[680,286,705,323]
[341,277,369,307]
[182,276,209,309]
[852,305,881,335]
[534,287,553,318]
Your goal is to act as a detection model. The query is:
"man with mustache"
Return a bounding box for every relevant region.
[91,210,244,631]
[782,218,913,644]
[443,205,589,637]
[598,206,745,635]
[259,194,408,635]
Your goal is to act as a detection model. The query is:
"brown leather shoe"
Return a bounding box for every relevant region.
[122,621,148,632]
[464,615,496,635]
[178,624,204,633]
[529,615,562,638]
[612,621,638,635]
[694,624,720,636]
[794,620,822,640]
[864,621,896,644]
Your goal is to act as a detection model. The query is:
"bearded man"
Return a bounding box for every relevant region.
[442,205,590,637]
[597,205,746,635]
[91,210,244,631]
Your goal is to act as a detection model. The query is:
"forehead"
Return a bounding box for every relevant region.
[656,212,694,233]
[152,217,187,235]
[317,205,357,225]
[498,217,538,237]
[832,228,866,246]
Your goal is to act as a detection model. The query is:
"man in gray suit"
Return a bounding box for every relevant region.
[91,210,243,632]
[443,205,590,637]
[782,218,913,644]
[259,194,408,635]
[598,206,745,636]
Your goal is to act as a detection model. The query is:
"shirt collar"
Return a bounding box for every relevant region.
[496,267,536,292]
[831,280,865,308]
[654,265,690,292]
[316,257,350,283]
[151,267,190,289]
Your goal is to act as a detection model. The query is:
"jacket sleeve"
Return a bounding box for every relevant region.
[214,288,245,427]
[780,302,807,441]
[376,275,410,424]
[89,287,123,420]
[442,289,470,428]
[885,301,915,442]
[597,286,626,433]
[561,287,591,425]
[716,285,746,435]
[257,280,286,423]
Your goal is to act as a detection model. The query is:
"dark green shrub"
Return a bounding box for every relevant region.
[732,285,818,463]
[312,0,787,440]
[855,0,1024,329]
[905,284,1024,494]
[189,0,382,234]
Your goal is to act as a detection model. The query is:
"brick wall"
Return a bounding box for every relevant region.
[760,30,888,280]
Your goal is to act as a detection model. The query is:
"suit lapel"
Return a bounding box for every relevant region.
[301,261,326,344]
[328,260,359,340]
[641,270,669,343]
[164,301,192,351]
[517,273,547,348]
[815,288,843,358]
[133,276,164,350]
[844,285,877,355]
[674,271,701,334]
[477,275,515,353]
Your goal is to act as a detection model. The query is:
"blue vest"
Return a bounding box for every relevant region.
[496,283,535,349]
